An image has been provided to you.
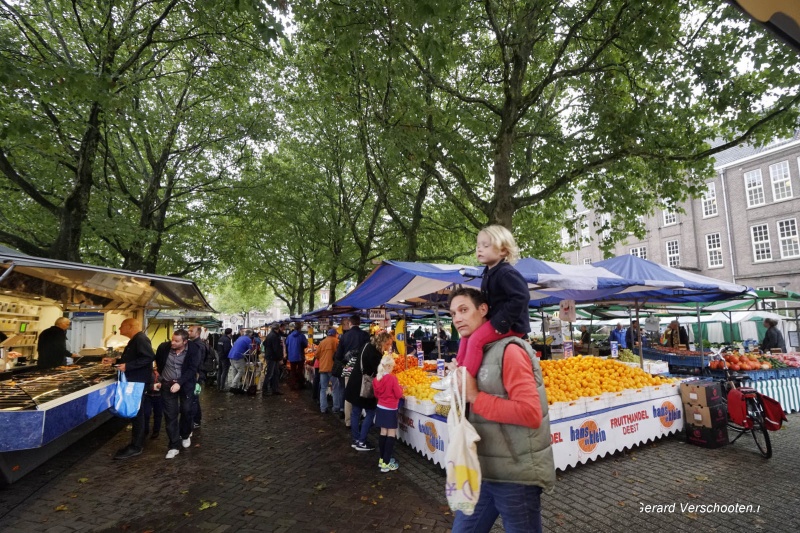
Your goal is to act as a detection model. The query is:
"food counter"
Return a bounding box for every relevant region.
[0,363,117,485]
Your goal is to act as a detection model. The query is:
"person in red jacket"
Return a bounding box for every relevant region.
[373,354,403,472]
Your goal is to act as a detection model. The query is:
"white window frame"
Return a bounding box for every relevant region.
[756,286,777,311]
[769,160,793,201]
[662,210,677,226]
[702,182,718,218]
[743,169,765,208]
[630,246,647,260]
[751,224,772,262]
[600,213,611,240]
[777,218,800,259]
[665,240,680,267]
[705,233,723,268]
[582,258,592,265]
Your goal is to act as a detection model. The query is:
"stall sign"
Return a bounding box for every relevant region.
[563,341,573,358]
[559,300,577,322]
[368,308,386,320]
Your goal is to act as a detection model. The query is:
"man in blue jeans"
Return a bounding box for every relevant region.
[448,287,555,533]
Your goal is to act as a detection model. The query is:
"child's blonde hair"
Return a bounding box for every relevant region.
[478,225,520,264]
[376,354,395,380]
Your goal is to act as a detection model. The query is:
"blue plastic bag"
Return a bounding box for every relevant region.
[110,371,145,418]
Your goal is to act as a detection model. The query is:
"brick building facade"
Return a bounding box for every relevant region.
[562,135,800,301]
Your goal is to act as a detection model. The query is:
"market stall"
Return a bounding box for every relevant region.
[331,255,755,470]
[0,249,212,484]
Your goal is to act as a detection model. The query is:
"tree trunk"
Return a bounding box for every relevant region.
[48,102,103,262]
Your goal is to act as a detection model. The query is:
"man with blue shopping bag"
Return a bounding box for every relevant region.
[113,318,156,460]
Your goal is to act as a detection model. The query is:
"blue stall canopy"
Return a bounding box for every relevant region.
[592,255,751,303]
[332,258,726,311]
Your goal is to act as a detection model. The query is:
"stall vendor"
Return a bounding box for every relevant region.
[37,317,77,369]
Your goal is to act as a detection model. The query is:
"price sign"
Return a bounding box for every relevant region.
[368,308,386,320]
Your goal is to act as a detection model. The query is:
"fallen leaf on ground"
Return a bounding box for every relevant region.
[695,475,709,481]
[55,505,68,512]
[360,496,369,501]
[184,512,191,517]
[243,475,254,482]
[685,512,698,520]
[314,483,327,491]
[244,509,255,515]
[617,501,625,507]
[180,490,189,494]
[687,493,700,499]
[378,495,383,499]
[77,478,88,483]
[199,500,217,511]
[403,526,412,530]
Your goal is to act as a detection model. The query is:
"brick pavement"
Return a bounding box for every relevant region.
[1,386,799,532]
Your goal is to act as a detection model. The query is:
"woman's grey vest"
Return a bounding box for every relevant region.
[468,336,556,491]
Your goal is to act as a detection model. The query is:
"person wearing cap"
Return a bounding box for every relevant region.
[315,328,341,414]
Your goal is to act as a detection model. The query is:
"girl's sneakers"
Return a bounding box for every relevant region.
[378,459,399,473]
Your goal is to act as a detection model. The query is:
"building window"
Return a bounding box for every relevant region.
[777,218,800,258]
[756,286,777,311]
[580,224,591,247]
[560,228,570,247]
[600,213,611,240]
[743,169,765,207]
[665,240,680,267]
[769,161,793,201]
[630,246,647,260]
[702,182,718,217]
[583,258,592,265]
[662,210,677,226]
[751,224,772,262]
[706,233,723,268]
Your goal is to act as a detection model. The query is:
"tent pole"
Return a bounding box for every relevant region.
[433,305,442,359]
[636,302,644,370]
[696,302,704,367]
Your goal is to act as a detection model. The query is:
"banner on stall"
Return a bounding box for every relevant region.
[369,308,386,320]
[397,407,448,468]
[400,393,684,472]
[549,394,683,470]
[395,319,406,355]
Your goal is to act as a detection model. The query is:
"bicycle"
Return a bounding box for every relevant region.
[705,354,772,459]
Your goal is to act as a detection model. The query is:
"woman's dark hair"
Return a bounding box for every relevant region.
[447,286,487,309]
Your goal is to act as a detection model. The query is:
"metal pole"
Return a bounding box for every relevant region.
[636,302,644,370]
[696,302,703,367]
[433,305,442,359]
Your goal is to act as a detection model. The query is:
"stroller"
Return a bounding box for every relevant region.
[241,347,262,395]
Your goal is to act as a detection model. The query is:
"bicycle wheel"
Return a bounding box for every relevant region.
[747,397,772,459]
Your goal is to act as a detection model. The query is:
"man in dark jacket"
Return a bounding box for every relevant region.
[188,325,210,429]
[334,315,371,425]
[155,329,201,459]
[216,328,233,391]
[37,317,77,369]
[114,318,156,460]
[263,323,285,395]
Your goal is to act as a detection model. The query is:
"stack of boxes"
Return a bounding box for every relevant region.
[680,380,729,448]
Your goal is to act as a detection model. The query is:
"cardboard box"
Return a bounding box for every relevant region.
[684,403,727,429]
[680,380,724,407]
[685,423,728,449]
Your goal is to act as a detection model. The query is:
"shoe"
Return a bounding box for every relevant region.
[150,432,160,440]
[337,411,345,420]
[182,437,191,448]
[379,459,390,473]
[193,423,201,429]
[113,446,142,460]
[165,449,180,459]
[354,441,375,452]
[351,441,358,449]
[388,458,399,470]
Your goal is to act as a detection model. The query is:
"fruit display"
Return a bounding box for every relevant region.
[764,353,800,368]
[648,345,703,356]
[435,403,451,417]
[711,353,773,371]
[618,349,640,363]
[392,354,438,373]
[396,367,437,401]
[540,356,675,404]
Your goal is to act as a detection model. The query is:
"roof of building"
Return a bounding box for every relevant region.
[711,130,800,169]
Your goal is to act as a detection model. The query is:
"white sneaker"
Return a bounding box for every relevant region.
[182,437,191,448]
[165,449,179,459]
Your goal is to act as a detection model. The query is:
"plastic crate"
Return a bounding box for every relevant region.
[668,354,707,368]
[776,368,793,379]
[788,367,800,378]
